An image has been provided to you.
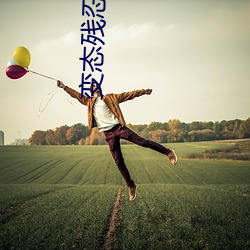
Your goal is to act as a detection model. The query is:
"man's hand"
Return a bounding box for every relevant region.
[145,89,152,95]
[57,80,65,89]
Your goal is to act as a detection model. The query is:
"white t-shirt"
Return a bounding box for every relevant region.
[93,97,119,132]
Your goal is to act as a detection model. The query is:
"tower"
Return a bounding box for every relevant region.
[0,131,4,146]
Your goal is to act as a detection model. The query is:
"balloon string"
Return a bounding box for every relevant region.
[38,88,58,118]
[67,99,75,106]
[28,69,58,81]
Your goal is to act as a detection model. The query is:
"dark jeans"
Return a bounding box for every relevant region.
[104,124,171,187]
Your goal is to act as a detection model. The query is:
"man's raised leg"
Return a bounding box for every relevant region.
[119,126,178,165]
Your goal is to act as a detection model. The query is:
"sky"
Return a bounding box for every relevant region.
[0,0,249,144]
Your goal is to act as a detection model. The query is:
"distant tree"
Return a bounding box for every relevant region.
[181,122,189,142]
[29,118,250,145]
[167,119,184,142]
[78,138,86,145]
[239,118,250,138]
[168,119,182,131]
[233,119,243,138]
[189,121,204,131]
[147,121,167,131]
[29,130,46,145]
[134,124,148,133]
[213,122,221,139]
[45,129,56,145]
[150,130,168,143]
[74,123,90,142]
[54,125,69,145]
[87,128,106,145]
[188,129,216,141]
[66,124,90,145]
[66,127,75,144]
[140,126,150,140]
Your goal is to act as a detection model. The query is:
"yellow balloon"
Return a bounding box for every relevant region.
[13,46,31,68]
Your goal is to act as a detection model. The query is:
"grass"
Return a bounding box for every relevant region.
[0,141,250,249]
[186,140,250,161]
[120,184,250,250]
[0,145,121,185]
[0,184,118,249]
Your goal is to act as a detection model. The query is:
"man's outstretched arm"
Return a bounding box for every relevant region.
[57,80,89,106]
[116,88,153,103]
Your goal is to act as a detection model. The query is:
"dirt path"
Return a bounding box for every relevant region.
[103,186,123,250]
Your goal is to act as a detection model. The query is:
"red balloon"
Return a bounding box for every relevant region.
[6,65,27,79]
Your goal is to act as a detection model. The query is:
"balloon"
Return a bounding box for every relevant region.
[13,46,31,68]
[6,65,27,79]
[7,58,17,67]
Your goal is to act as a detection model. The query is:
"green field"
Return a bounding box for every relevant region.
[0,141,249,249]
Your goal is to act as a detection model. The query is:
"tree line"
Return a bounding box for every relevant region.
[29,118,250,145]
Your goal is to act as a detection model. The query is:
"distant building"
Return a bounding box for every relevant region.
[0,131,4,145]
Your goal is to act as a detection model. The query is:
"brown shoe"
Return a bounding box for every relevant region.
[168,150,178,165]
[129,186,137,201]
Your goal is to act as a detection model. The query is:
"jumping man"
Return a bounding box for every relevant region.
[57,81,177,201]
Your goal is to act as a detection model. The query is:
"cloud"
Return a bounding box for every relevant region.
[31,31,82,82]
[30,22,171,73]
[29,8,250,91]
[105,22,155,45]
[103,22,170,71]
[32,31,79,64]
